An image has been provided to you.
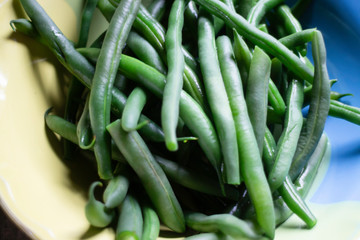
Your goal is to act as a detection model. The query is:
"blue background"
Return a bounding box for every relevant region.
[286,0,360,203]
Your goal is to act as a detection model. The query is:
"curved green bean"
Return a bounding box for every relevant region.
[162,0,186,151]
[121,87,148,132]
[103,174,129,209]
[289,30,330,180]
[85,181,115,228]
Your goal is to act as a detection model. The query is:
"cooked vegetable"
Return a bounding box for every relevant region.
[13,0,360,239]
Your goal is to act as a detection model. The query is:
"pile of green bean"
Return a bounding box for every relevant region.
[11,0,360,239]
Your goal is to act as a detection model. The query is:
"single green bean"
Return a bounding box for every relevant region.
[162,0,186,151]
[103,174,130,209]
[275,134,329,226]
[278,176,317,228]
[19,0,94,88]
[85,181,115,227]
[116,194,143,240]
[329,100,360,126]
[289,30,330,180]
[127,31,166,74]
[198,12,240,185]
[77,0,99,47]
[278,29,315,55]
[141,203,160,240]
[121,87,148,132]
[216,35,244,184]
[246,46,271,156]
[77,94,95,149]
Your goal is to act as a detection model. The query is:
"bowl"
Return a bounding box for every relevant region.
[1,0,360,239]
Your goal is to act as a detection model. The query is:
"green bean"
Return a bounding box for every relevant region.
[97,0,116,21]
[147,0,168,20]
[127,31,166,74]
[268,79,304,191]
[198,12,240,185]
[103,174,129,209]
[141,203,160,240]
[216,35,245,184]
[45,112,78,145]
[9,19,45,44]
[162,0,186,151]
[289,30,330,180]
[262,126,277,172]
[185,212,260,239]
[276,4,306,56]
[329,100,360,126]
[233,30,251,87]
[192,0,314,83]
[85,181,115,227]
[67,0,98,158]
[278,29,315,54]
[89,0,140,180]
[63,78,86,158]
[110,88,165,142]
[246,46,271,155]
[258,23,269,33]
[247,0,284,26]
[121,87,148,132]
[77,94,95,149]
[106,120,185,232]
[78,0,99,47]
[154,155,239,201]
[278,176,317,228]
[275,133,329,226]
[19,0,94,88]
[268,79,286,116]
[45,112,126,162]
[116,194,143,240]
